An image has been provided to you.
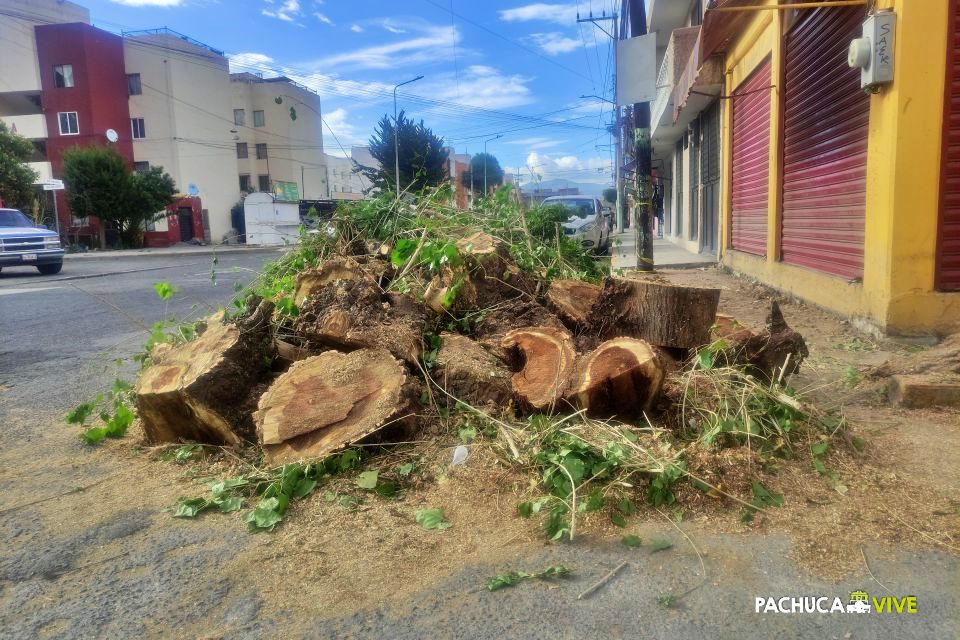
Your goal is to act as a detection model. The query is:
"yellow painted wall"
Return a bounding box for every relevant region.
[719,0,959,335]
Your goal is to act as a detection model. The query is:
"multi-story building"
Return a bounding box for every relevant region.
[0,0,328,247]
[324,146,377,200]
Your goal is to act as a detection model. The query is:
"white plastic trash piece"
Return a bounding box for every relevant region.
[451,445,469,466]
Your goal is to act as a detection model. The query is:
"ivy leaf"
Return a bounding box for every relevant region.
[216,496,244,513]
[649,538,673,553]
[398,462,416,476]
[610,512,627,528]
[173,497,210,518]
[356,470,379,490]
[245,497,284,532]
[621,534,642,548]
[292,477,317,499]
[415,508,451,530]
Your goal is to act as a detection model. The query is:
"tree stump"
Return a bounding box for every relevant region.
[294,256,387,306]
[136,303,274,445]
[501,327,576,412]
[737,301,809,381]
[474,301,565,362]
[294,278,425,366]
[546,279,602,329]
[565,338,664,417]
[434,333,513,408]
[457,231,537,306]
[256,349,418,464]
[587,277,721,349]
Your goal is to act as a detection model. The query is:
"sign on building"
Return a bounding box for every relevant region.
[273,181,300,201]
[616,33,657,106]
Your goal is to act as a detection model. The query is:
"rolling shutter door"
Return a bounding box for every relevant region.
[729,58,772,256]
[937,0,960,290]
[781,7,869,279]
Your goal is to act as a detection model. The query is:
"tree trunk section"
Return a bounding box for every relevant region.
[256,348,417,464]
[457,231,537,307]
[546,279,602,329]
[294,256,388,306]
[588,277,721,349]
[136,303,274,445]
[565,338,664,417]
[736,301,809,381]
[474,301,565,363]
[501,327,576,412]
[294,278,425,366]
[434,333,513,409]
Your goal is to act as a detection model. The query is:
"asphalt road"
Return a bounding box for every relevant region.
[0,252,957,639]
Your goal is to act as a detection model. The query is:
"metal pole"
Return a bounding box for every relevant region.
[52,190,60,238]
[301,165,305,199]
[482,134,502,197]
[392,75,424,197]
[614,13,623,234]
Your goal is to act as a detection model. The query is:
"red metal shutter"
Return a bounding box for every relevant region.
[781,7,869,279]
[729,58,772,256]
[937,0,960,290]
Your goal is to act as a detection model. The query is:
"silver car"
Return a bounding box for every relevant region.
[0,208,64,275]
[541,195,612,253]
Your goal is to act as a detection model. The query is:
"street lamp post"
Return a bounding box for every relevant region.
[483,134,502,196]
[393,75,424,197]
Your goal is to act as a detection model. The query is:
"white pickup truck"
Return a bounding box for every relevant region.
[0,208,64,275]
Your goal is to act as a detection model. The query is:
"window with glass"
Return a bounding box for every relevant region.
[53,65,74,88]
[253,110,265,127]
[134,161,150,173]
[256,143,268,160]
[127,73,142,96]
[234,109,245,126]
[131,118,146,139]
[239,174,252,192]
[58,112,79,135]
[258,175,270,192]
[236,142,248,159]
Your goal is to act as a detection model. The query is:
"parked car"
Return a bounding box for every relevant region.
[541,195,612,253]
[0,208,64,275]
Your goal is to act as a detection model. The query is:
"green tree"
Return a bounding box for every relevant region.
[602,187,617,204]
[0,121,38,212]
[461,152,504,195]
[62,146,176,248]
[362,111,448,194]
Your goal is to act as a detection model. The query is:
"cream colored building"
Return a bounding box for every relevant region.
[324,146,377,200]
[231,73,327,202]
[124,30,240,242]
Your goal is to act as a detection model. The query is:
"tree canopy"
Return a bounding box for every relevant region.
[362,111,448,194]
[602,187,617,204]
[63,146,176,248]
[461,152,504,195]
[0,121,38,211]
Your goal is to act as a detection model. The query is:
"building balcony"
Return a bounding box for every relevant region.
[28,161,52,184]
[647,0,694,46]
[1,113,47,140]
[650,26,700,159]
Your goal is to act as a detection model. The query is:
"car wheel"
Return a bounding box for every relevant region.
[37,262,63,275]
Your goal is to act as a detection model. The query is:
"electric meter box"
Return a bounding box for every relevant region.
[848,11,896,89]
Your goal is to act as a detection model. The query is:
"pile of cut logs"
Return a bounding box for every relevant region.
[135,232,807,464]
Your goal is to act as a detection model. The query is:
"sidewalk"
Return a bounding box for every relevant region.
[63,243,286,260]
[610,231,716,271]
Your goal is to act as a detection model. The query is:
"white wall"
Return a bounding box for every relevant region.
[124,33,240,242]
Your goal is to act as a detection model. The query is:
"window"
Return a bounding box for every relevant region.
[234,109,245,126]
[253,110,265,127]
[256,143,267,159]
[127,73,142,96]
[258,175,270,192]
[53,64,74,88]
[134,161,150,173]
[58,111,79,135]
[131,118,146,139]
[236,142,248,159]
[239,174,252,192]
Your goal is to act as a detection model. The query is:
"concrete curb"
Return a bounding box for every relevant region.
[63,246,285,260]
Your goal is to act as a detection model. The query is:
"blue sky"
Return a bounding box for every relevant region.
[83,0,619,187]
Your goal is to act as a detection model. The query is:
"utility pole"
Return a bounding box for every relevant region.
[578,10,621,232]
[629,0,653,271]
[393,75,424,197]
[483,134,502,196]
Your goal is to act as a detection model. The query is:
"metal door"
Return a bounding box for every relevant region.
[937,0,960,290]
[689,119,700,242]
[701,100,721,253]
[729,58,772,256]
[781,7,869,279]
[178,208,194,242]
[674,139,684,236]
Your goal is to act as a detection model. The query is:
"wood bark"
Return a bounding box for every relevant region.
[736,301,808,381]
[501,327,576,412]
[546,279,602,329]
[457,231,537,306]
[294,278,425,366]
[474,301,565,362]
[136,302,274,445]
[256,349,418,464]
[293,256,388,306]
[434,333,513,408]
[587,277,721,349]
[565,338,664,417]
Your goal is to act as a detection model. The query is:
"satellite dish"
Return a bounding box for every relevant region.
[105,129,119,143]
[187,183,199,196]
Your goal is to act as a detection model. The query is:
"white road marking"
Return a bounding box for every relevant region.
[0,286,63,296]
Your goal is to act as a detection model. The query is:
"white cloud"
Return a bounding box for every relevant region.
[109,0,182,5]
[262,0,301,22]
[304,25,460,71]
[529,32,585,55]
[506,137,564,150]
[425,65,534,110]
[228,52,281,76]
[499,3,578,25]
[315,12,334,25]
[350,24,363,32]
[322,108,365,156]
[522,151,613,183]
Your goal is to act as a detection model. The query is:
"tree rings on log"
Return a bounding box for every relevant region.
[501,326,576,412]
[546,279,602,329]
[565,338,664,417]
[256,349,417,464]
